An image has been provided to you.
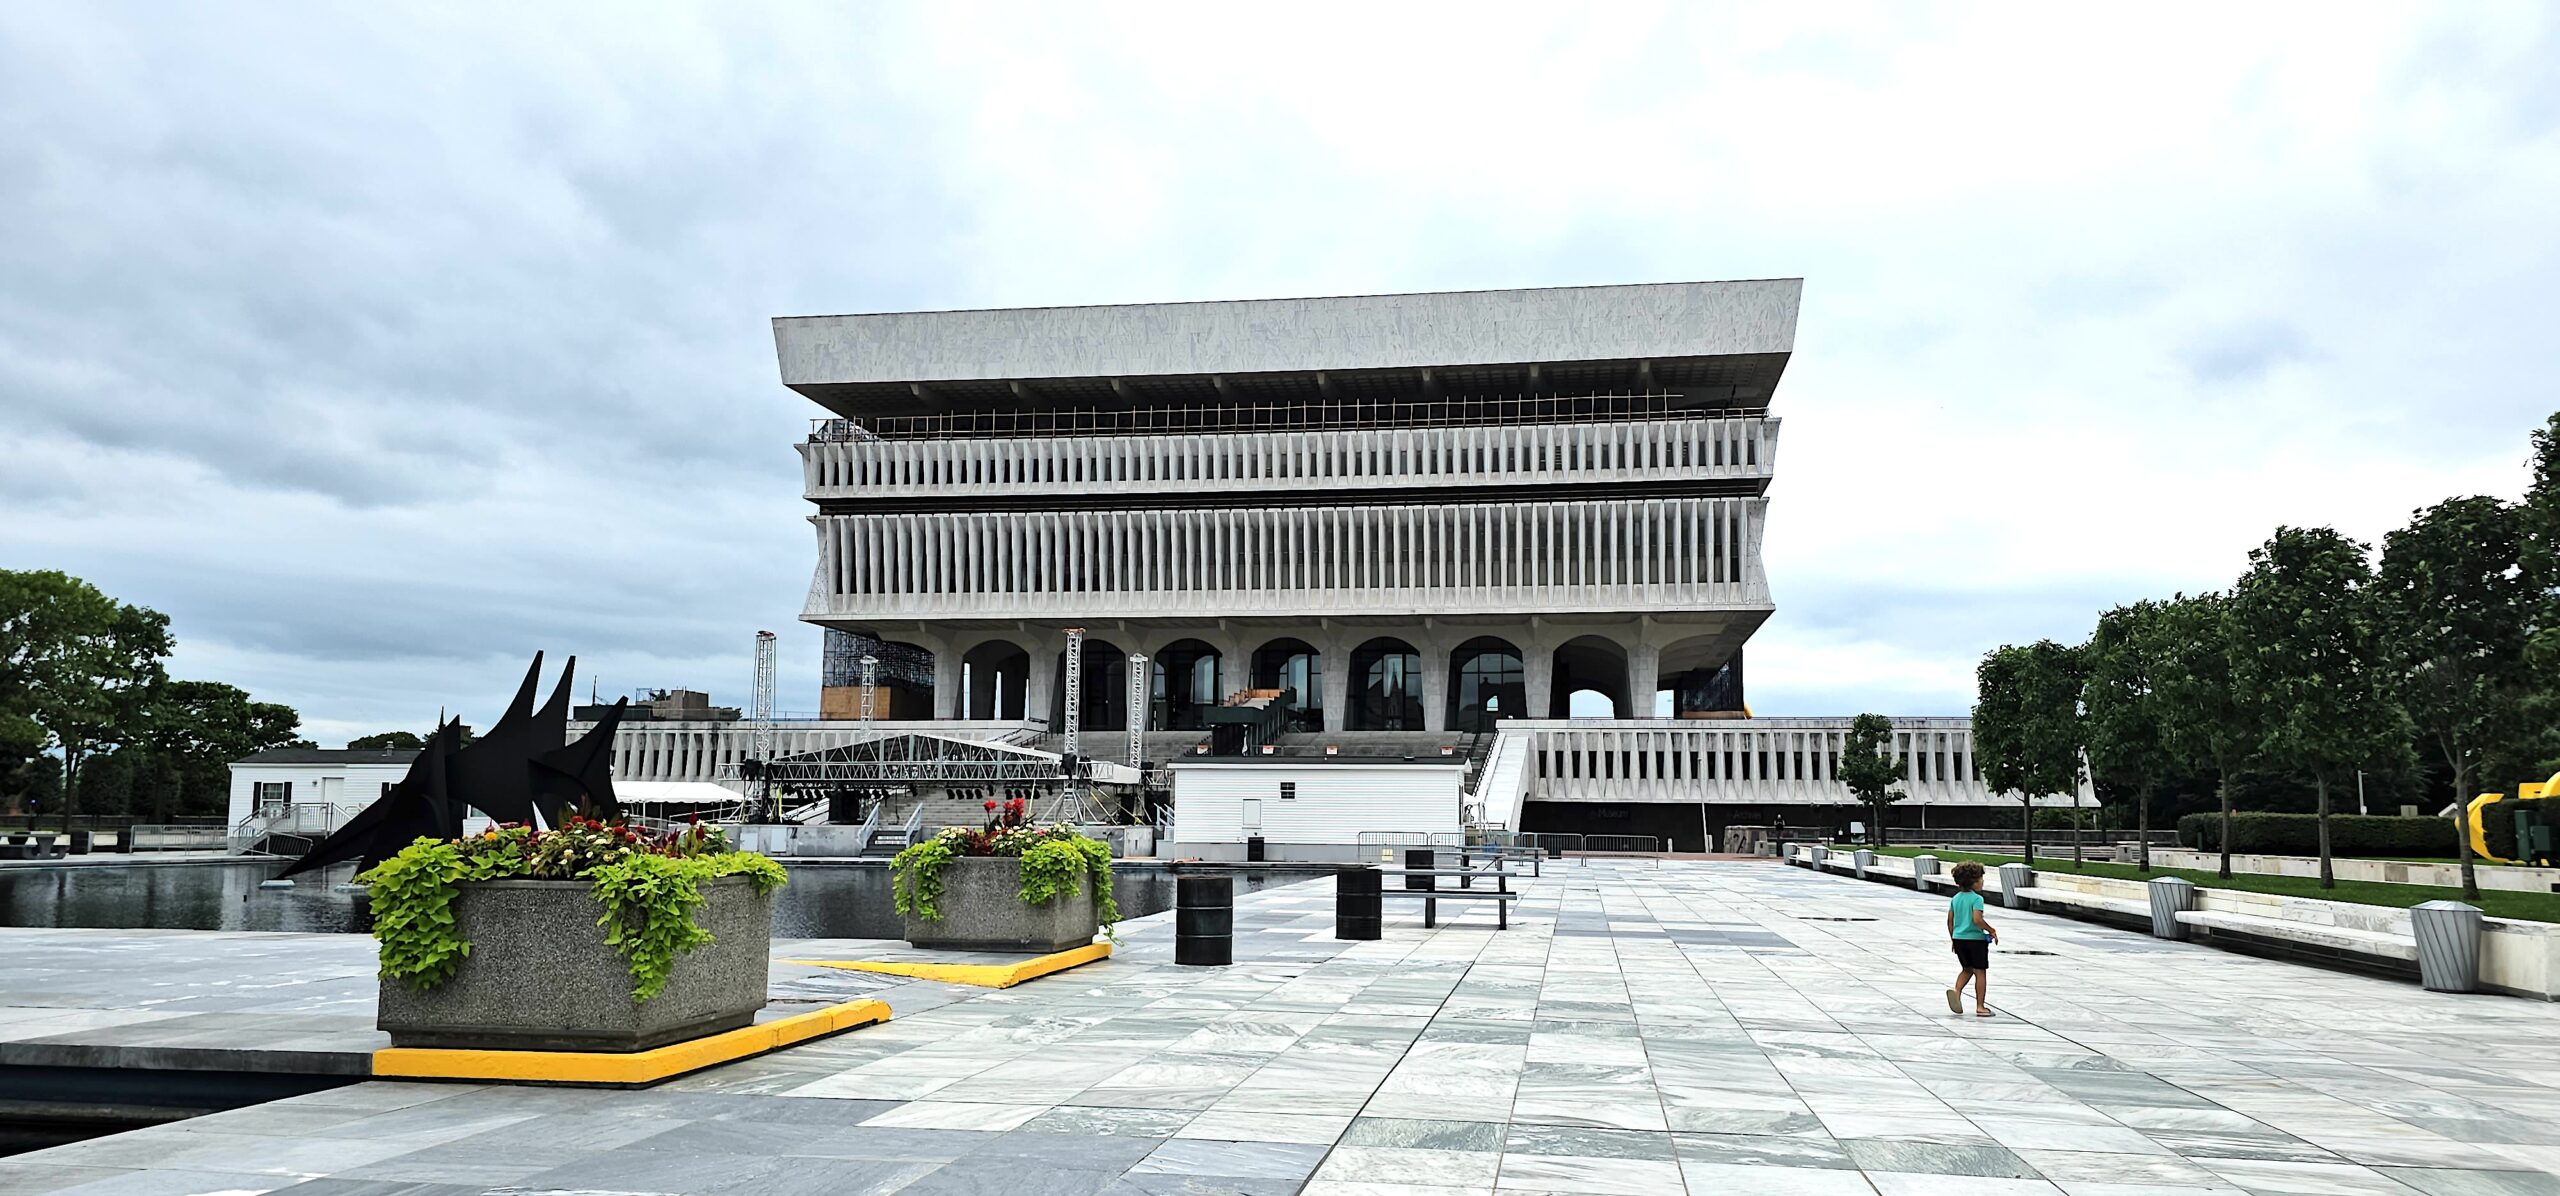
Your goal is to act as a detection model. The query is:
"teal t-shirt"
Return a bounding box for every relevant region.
[1950,890,1989,940]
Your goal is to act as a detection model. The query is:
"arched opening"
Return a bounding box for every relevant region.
[1050,638,1130,732]
[960,640,1030,721]
[1250,638,1324,732]
[1350,638,1423,731]
[1448,635,1526,733]
[1567,689,1618,717]
[1550,635,1631,719]
[1149,639,1223,731]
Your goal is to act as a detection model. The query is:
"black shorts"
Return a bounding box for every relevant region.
[1952,939,1990,970]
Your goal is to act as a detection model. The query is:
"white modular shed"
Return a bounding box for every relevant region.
[225,748,418,841]
[1167,759,1466,862]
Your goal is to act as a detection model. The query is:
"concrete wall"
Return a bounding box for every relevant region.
[1170,762,1463,845]
[1520,718,2092,808]
[775,279,1802,389]
[2147,848,2558,894]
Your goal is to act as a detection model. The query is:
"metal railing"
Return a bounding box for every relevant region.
[850,806,882,855]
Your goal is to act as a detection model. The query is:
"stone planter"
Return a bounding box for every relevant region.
[377,875,772,1052]
[903,856,1100,953]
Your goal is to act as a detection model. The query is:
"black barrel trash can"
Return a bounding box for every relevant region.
[1336,866,1382,941]
[1404,848,1437,891]
[67,830,91,855]
[1175,874,1233,966]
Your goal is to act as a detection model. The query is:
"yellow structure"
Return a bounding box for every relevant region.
[783,942,1112,989]
[2463,772,2560,865]
[373,997,890,1086]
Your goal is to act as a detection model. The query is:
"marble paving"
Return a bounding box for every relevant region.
[8,860,2560,1194]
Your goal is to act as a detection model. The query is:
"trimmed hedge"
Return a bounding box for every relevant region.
[2176,812,2459,858]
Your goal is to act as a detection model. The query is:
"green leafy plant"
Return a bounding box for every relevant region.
[589,849,787,1000]
[890,833,960,921]
[360,817,784,1000]
[1019,834,1118,928]
[890,821,1118,932]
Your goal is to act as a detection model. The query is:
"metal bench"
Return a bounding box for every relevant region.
[1378,866,1519,929]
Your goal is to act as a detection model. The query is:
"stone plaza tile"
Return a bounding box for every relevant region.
[2197,1155,2435,1194]
[858,1099,1049,1131]
[1173,1109,1355,1145]
[1492,1151,1684,1194]
[1016,1105,1195,1138]
[1865,1176,2066,1196]
[1670,1130,1857,1168]
[23,861,2560,1194]
[1131,1138,1330,1183]
[2375,1168,2560,1196]
[1844,1139,2044,1179]
[1679,1160,1884,1194]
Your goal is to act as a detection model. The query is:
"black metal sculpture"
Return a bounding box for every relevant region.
[280,654,628,877]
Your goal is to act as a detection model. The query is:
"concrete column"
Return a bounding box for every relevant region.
[929,638,963,720]
[1024,641,1057,731]
[1420,641,1450,733]
[1321,637,1351,734]
[1627,642,1661,719]
[1525,645,1555,721]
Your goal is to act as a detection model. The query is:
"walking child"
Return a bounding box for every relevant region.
[1945,861,1997,1017]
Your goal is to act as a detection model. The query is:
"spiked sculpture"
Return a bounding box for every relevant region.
[281,654,628,877]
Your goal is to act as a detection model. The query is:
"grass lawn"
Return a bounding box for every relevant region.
[1841,845,2560,925]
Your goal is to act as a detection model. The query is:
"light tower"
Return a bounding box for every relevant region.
[750,630,777,820]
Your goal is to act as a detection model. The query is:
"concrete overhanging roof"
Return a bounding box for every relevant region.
[773,279,1801,417]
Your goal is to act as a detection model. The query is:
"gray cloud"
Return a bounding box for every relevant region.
[4,3,2559,734]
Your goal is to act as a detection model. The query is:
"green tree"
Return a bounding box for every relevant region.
[2148,594,2262,878]
[1837,713,1905,847]
[0,570,172,831]
[2083,600,2177,872]
[2378,497,2535,900]
[2505,414,2560,782]
[347,731,425,751]
[1973,639,2086,864]
[137,680,305,821]
[2229,527,2413,889]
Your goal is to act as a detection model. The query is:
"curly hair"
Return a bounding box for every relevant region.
[1950,861,1986,889]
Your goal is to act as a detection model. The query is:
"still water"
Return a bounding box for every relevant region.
[0,861,1289,938]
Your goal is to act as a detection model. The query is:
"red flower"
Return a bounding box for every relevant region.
[984,800,998,810]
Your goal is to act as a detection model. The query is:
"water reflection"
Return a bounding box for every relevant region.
[0,861,371,933]
[0,862,1302,938]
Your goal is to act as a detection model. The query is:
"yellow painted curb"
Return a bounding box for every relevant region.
[782,941,1111,989]
[372,997,890,1086]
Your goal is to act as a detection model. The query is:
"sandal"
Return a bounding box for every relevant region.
[1944,988,1962,1015]
[1974,1008,1997,1018]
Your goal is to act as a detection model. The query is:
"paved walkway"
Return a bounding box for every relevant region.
[8,860,2560,1194]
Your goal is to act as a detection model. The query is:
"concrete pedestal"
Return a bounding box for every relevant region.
[378,876,772,1053]
[903,857,1100,953]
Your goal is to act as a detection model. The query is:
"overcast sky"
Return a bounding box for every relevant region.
[4,3,2557,742]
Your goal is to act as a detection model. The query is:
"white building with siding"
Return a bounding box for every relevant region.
[1168,760,1465,861]
[225,748,417,841]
